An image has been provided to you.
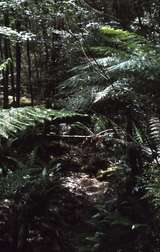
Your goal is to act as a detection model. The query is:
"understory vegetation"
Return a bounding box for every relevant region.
[1,1,160,251]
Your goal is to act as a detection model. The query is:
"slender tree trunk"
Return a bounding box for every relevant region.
[42,24,49,66]
[3,12,9,108]
[27,39,33,106]
[0,38,3,59]
[33,52,41,101]
[42,24,51,106]
[2,69,9,108]
[8,44,15,103]
[0,39,4,107]
[15,18,21,107]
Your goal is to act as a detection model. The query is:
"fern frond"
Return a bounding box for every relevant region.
[0,107,85,140]
[132,123,144,145]
[148,117,160,156]
[71,57,122,73]
[99,26,152,54]
[93,79,133,104]
[56,26,160,112]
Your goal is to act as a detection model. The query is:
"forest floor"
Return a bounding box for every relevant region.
[0,135,158,252]
[61,172,113,252]
[0,170,116,252]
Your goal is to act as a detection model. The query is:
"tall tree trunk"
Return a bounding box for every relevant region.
[34,52,41,101]
[2,69,9,108]
[15,18,21,107]
[42,24,49,67]
[42,24,51,106]
[0,38,4,59]
[0,39,4,107]
[27,39,33,106]
[3,12,9,108]
[8,44,15,103]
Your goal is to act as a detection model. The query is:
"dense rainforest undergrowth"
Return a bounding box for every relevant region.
[1,0,160,251]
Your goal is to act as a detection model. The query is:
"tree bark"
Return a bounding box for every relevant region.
[15,18,21,107]
[3,12,9,108]
[27,39,33,106]
[8,44,15,103]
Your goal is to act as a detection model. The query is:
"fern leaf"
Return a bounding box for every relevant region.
[0,107,85,141]
[55,25,160,112]
[93,79,133,104]
[148,117,160,156]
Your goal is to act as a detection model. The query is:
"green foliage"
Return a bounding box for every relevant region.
[0,0,27,10]
[0,58,12,72]
[93,79,134,105]
[132,123,144,145]
[56,25,160,112]
[148,117,160,154]
[0,26,35,41]
[0,156,62,198]
[143,163,160,208]
[89,46,128,58]
[0,167,32,197]
[99,26,151,53]
[135,116,160,208]
[0,106,84,140]
[91,114,109,133]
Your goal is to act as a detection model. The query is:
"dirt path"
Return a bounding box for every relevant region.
[61,172,115,252]
[62,172,109,203]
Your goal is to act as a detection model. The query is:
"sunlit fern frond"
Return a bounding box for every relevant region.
[0,106,84,140]
[93,79,133,104]
[56,26,160,112]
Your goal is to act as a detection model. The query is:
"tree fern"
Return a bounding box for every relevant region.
[56,25,160,112]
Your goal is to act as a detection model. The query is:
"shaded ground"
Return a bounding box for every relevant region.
[62,172,113,252]
[0,135,158,252]
[0,170,116,252]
